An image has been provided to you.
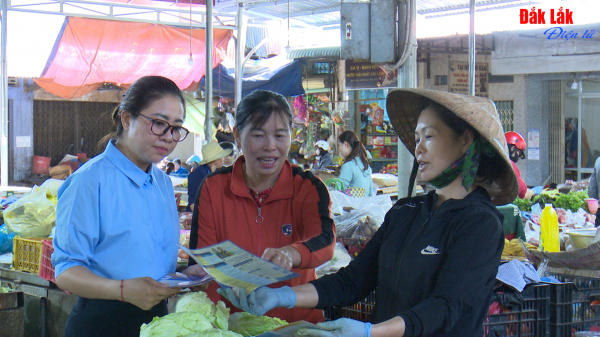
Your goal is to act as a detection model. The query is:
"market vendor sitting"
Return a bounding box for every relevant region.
[170,158,189,178]
[313,140,333,171]
[505,131,534,200]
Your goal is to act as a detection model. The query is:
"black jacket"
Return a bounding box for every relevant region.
[311,187,504,336]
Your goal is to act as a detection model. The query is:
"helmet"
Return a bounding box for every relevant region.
[186,155,201,165]
[315,140,329,151]
[505,132,526,151]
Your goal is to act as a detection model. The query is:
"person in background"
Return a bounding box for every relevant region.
[171,158,189,177]
[52,76,206,336]
[188,89,336,324]
[337,130,374,197]
[588,157,600,227]
[165,162,175,175]
[186,155,201,172]
[505,131,534,200]
[218,89,518,337]
[186,142,231,212]
[313,140,333,171]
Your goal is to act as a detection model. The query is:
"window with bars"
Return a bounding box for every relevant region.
[494,100,514,132]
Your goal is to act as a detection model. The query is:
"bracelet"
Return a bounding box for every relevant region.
[120,279,124,302]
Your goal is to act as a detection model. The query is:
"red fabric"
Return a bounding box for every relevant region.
[194,157,336,324]
[511,161,527,199]
[249,187,273,207]
[36,17,232,99]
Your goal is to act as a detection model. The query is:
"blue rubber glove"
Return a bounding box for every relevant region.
[296,318,371,337]
[216,286,296,317]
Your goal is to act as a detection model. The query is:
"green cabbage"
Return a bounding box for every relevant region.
[213,301,230,330]
[184,328,243,337]
[140,312,212,337]
[175,292,230,330]
[176,292,215,318]
[227,312,287,337]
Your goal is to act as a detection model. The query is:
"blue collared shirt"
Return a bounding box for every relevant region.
[52,141,179,280]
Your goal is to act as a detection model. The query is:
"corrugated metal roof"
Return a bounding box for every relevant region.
[215,0,537,27]
[287,46,340,59]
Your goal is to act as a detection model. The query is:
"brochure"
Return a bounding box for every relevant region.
[179,240,299,295]
[158,272,213,288]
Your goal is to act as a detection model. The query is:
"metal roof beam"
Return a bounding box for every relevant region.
[7,0,237,29]
[244,8,317,29]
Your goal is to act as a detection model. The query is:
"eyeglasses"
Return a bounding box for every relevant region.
[138,113,189,142]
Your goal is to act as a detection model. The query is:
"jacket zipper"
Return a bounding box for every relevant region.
[254,201,264,255]
[394,209,435,282]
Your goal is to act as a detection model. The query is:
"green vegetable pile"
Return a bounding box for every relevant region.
[140,291,240,337]
[0,286,14,293]
[513,189,589,213]
[228,312,287,337]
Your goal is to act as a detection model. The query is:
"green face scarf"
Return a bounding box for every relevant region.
[429,138,496,191]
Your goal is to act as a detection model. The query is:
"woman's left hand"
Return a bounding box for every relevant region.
[181,264,211,291]
[261,248,293,270]
[296,318,371,337]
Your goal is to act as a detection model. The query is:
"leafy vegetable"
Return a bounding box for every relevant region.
[0,287,13,293]
[139,312,212,337]
[175,292,230,330]
[176,292,217,320]
[228,312,287,337]
[213,300,230,330]
[513,190,590,213]
[184,329,243,337]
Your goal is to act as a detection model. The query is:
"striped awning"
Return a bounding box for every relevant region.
[287,46,341,60]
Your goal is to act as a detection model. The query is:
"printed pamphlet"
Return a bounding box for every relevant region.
[179,240,299,295]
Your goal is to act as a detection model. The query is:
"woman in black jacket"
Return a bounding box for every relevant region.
[219,89,519,337]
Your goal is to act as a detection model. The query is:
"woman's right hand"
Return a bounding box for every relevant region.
[123,277,181,310]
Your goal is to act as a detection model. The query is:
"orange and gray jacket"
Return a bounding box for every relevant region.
[189,156,336,324]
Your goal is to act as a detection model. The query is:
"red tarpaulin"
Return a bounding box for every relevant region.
[36,17,232,99]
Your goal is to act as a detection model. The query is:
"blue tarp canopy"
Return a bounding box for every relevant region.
[201,59,305,98]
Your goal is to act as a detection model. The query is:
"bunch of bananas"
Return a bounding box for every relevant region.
[502,238,538,257]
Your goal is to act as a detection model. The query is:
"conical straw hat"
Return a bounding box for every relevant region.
[386,89,518,205]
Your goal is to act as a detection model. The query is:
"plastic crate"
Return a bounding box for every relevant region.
[324,290,376,323]
[12,237,45,274]
[325,285,550,337]
[484,283,550,337]
[549,274,600,337]
[38,239,55,283]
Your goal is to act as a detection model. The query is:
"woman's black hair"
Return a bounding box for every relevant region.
[98,76,186,151]
[166,162,175,175]
[235,90,292,132]
[425,101,503,184]
[338,130,369,171]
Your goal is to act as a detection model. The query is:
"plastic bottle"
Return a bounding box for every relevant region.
[540,204,560,252]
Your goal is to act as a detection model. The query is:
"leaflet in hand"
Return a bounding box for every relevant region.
[179,240,299,295]
[158,272,213,288]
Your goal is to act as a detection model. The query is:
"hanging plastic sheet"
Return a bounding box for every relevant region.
[35,17,232,99]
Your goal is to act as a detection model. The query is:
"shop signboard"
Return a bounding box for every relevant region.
[448,61,489,97]
[345,59,398,89]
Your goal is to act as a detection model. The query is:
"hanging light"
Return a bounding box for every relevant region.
[188,0,194,66]
[285,0,291,53]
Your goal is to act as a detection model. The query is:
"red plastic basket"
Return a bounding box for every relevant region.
[38,239,55,283]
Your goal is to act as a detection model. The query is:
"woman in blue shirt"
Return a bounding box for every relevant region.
[337,130,375,197]
[52,76,206,336]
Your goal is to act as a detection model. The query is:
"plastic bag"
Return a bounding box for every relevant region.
[0,224,15,254]
[316,242,352,277]
[4,184,59,238]
[329,190,393,239]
